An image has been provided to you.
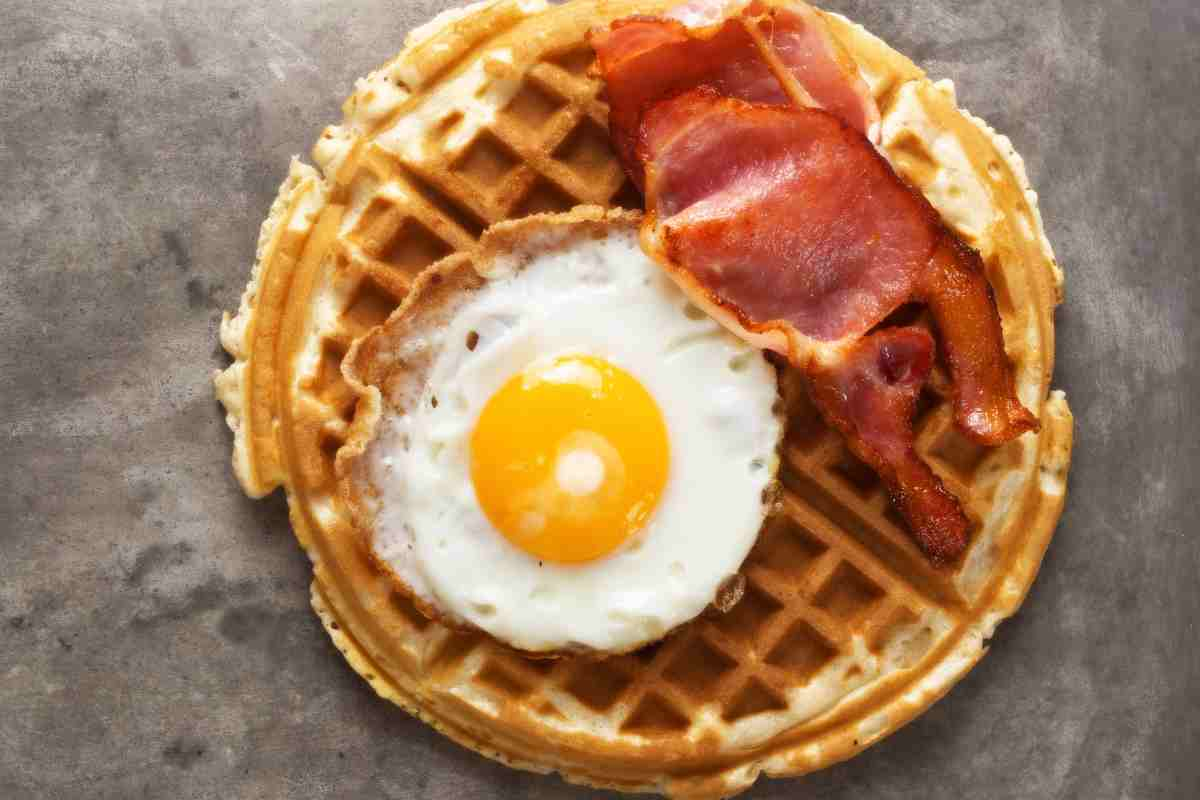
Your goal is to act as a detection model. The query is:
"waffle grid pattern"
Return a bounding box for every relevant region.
[397,503,941,738]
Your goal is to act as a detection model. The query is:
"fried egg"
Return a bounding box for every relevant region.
[345,209,782,654]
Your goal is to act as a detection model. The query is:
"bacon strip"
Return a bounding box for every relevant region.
[807,327,969,565]
[589,0,878,186]
[746,1,880,138]
[640,91,1038,445]
[920,239,1038,445]
[592,15,785,186]
[641,90,932,345]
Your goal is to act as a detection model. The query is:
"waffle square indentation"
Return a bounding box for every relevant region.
[723,677,788,721]
[813,562,884,622]
[830,447,883,496]
[553,117,618,183]
[661,634,737,701]
[476,662,533,700]
[747,516,828,579]
[390,591,431,632]
[453,131,520,189]
[621,693,690,735]
[764,620,837,681]
[548,45,595,76]
[344,277,401,334]
[314,340,356,420]
[928,426,990,483]
[502,81,567,131]
[511,176,577,217]
[711,582,784,645]
[561,662,633,712]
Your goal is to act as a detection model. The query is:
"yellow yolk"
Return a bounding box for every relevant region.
[470,354,670,563]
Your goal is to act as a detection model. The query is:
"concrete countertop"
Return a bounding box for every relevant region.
[1,1,1196,797]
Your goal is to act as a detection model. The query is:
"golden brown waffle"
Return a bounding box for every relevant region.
[214,1,1074,796]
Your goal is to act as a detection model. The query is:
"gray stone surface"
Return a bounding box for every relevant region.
[0,0,1196,797]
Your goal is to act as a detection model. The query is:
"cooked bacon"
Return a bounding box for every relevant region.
[591,15,784,186]
[641,90,932,345]
[747,0,880,138]
[807,327,969,565]
[589,0,879,186]
[635,91,1038,563]
[592,2,1037,564]
[920,238,1039,445]
[640,92,1038,446]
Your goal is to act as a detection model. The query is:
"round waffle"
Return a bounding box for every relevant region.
[214,1,1073,796]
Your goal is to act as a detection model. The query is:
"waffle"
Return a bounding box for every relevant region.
[214,1,1074,796]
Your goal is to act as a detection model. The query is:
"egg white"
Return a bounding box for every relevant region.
[367,224,782,653]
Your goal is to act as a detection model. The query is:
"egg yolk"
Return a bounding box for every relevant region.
[470,354,670,563]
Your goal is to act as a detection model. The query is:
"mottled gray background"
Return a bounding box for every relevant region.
[1,0,1196,797]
